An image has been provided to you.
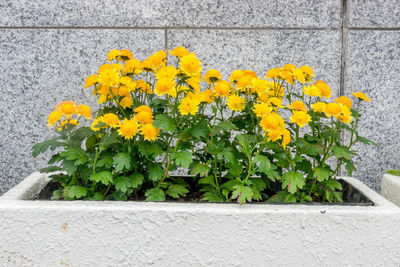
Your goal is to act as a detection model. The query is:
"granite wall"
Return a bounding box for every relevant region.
[0,0,399,194]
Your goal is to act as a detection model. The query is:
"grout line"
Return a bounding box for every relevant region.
[347,27,400,31]
[164,28,168,51]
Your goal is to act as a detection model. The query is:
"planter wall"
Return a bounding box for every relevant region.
[382,173,400,207]
[1,172,400,266]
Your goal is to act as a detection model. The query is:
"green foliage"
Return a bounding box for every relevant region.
[387,170,400,176]
[145,188,165,201]
[282,171,305,194]
[90,171,113,185]
[114,153,131,173]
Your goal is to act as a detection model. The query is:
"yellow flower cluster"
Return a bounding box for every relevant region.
[47,100,91,130]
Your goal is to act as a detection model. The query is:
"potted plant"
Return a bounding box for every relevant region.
[1,48,400,265]
[382,170,400,207]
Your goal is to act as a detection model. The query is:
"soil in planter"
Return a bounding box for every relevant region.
[35,177,373,206]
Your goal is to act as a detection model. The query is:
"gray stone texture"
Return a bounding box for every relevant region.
[0,0,341,28]
[347,0,400,28]
[0,29,164,194]
[344,30,400,190]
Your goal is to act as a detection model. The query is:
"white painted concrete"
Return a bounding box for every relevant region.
[382,173,400,207]
[1,172,400,266]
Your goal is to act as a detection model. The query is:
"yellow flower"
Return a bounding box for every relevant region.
[48,110,62,127]
[338,105,353,124]
[290,111,311,128]
[140,124,160,141]
[335,96,352,109]
[303,85,321,97]
[258,93,270,103]
[56,100,78,116]
[325,103,342,117]
[312,102,326,113]
[293,69,306,83]
[282,128,291,149]
[236,75,254,90]
[313,81,331,98]
[280,70,295,84]
[266,68,281,79]
[170,46,190,58]
[180,54,202,76]
[142,51,167,71]
[136,79,152,94]
[252,79,270,95]
[230,70,244,83]
[107,49,121,61]
[267,128,284,142]
[155,65,178,80]
[199,89,215,104]
[298,65,314,82]
[288,101,307,111]
[117,49,133,61]
[134,105,153,114]
[213,81,231,97]
[91,117,105,131]
[203,69,222,84]
[154,78,176,96]
[78,104,91,119]
[98,64,120,86]
[122,58,142,75]
[253,102,272,117]
[260,113,285,132]
[120,96,133,109]
[269,97,282,108]
[57,119,79,131]
[118,118,139,140]
[119,76,136,91]
[178,95,200,116]
[227,95,246,111]
[84,75,99,88]
[352,92,371,102]
[101,113,120,128]
[136,111,154,124]
[186,74,201,92]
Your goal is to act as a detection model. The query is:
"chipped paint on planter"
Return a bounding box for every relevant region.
[1,172,400,266]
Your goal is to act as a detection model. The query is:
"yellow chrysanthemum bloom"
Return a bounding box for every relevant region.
[313,81,331,98]
[236,75,254,90]
[57,119,79,131]
[56,100,78,116]
[122,58,142,75]
[180,54,202,76]
[282,128,291,149]
[154,78,176,96]
[298,65,314,82]
[178,96,200,116]
[140,124,160,141]
[280,70,295,84]
[136,111,154,124]
[170,46,190,58]
[203,69,222,84]
[290,111,311,128]
[213,80,231,97]
[252,79,269,95]
[267,128,284,142]
[258,93,270,103]
[117,86,130,97]
[266,68,281,79]
[48,110,62,127]
[199,89,215,104]
[117,49,133,61]
[78,104,91,119]
[107,49,121,61]
[293,68,306,83]
[352,92,371,102]
[98,64,120,87]
[269,97,282,109]
[282,64,297,72]
[186,74,201,92]
[155,65,178,80]
[150,50,167,69]
[118,118,139,140]
[101,113,120,128]
[253,102,272,117]
[335,96,352,109]
[120,96,133,109]
[84,74,99,88]
[230,70,244,83]
[260,113,285,132]
[324,103,342,117]
[227,95,246,111]
[119,76,136,91]
[134,105,152,114]
[303,85,321,97]
[135,79,152,94]
[338,105,353,124]
[91,117,106,131]
[288,101,307,111]
[312,102,327,113]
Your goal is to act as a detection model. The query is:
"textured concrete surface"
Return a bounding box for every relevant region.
[168,29,341,95]
[0,29,164,195]
[382,173,400,207]
[344,30,400,190]
[347,0,400,28]
[0,173,399,266]
[0,0,341,28]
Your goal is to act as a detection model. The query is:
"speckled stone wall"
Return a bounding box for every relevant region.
[0,0,399,194]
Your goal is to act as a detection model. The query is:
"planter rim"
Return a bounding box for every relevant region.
[1,172,399,212]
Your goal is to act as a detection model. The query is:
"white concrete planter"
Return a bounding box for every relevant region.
[1,173,400,266]
[382,173,400,207]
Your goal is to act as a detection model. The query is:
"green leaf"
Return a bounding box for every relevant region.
[114,153,131,172]
[189,120,210,139]
[227,162,243,177]
[387,169,400,176]
[48,153,63,165]
[221,179,241,192]
[114,176,131,193]
[60,147,88,165]
[145,188,165,201]
[138,142,163,158]
[296,139,324,156]
[332,146,352,160]
[201,191,223,202]
[93,192,104,201]
[235,134,256,156]
[231,184,254,204]
[267,191,297,203]
[166,184,189,198]
[100,131,119,149]
[153,114,177,133]
[63,160,77,175]
[199,175,216,186]
[32,138,65,157]
[212,121,237,134]
[90,171,113,185]
[40,166,62,173]
[356,136,377,146]
[71,127,93,141]
[50,189,63,200]
[282,171,305,194]
[64,186,88,199]
[254,155,279,181]
[322,179,343,191]
[129,173,144,188]
[313,167,332,182]
[221,148,236,164]
[344,159,355,176]
[96,155,114,168]
[171,151,193,169]
[148,164,164,182]
[85,135,97,150]
[190,162,210,177]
